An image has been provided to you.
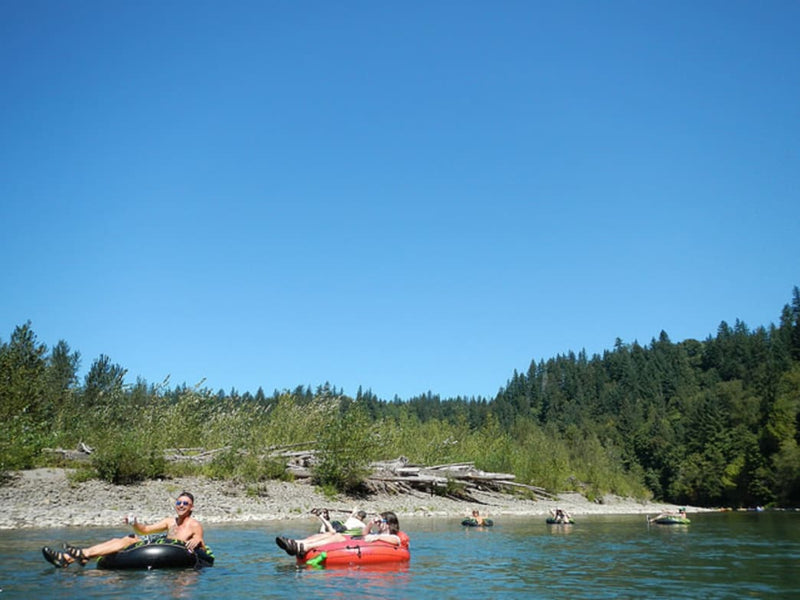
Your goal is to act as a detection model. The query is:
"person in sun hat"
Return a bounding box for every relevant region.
[41,491,205,568]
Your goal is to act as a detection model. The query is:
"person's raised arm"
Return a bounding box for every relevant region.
[317,512,335,533]
[129,516,171,535]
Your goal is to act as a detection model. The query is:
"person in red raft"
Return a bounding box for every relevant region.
[276,510,407,559]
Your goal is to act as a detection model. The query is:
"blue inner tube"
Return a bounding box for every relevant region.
[96,539,214,570]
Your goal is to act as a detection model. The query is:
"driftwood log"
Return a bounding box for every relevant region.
[365,458,556,501]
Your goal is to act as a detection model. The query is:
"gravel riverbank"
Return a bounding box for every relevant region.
[0,468,701,530]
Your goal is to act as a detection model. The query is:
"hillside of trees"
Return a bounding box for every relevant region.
[2,287,799,508]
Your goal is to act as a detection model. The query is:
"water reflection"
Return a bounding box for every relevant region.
[37,562,205,599]
[161,569,202,599]
[461,526,493,536]
[290,561,411,598]
[545,524,574,536]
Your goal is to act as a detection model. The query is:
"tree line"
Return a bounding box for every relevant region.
[2,287,799,507]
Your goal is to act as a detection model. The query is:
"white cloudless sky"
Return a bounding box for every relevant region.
[1,0,798,400]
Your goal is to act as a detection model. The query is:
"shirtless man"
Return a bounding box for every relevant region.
[42,491,205,567]
[469,509,486,525]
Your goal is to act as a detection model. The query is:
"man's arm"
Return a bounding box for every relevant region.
[132,516,170,535]
[185,521,205,551]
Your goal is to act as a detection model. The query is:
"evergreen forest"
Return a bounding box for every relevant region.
[2,287,799,508]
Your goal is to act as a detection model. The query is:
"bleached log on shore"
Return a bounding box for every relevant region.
[369,457,411,471]
[458,472,517,481]
[387,467,421,477]
[426,462,476,470]
[370,474,451,485]
[286,465,313,478]
[163,446,232,463]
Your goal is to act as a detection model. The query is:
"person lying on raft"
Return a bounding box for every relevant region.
[342,507,368,533]
[650,507,688,521]
[315,508,336,533]
[314,507,368,534]
[276,511,404,558]
[278,508,370,556]
[42,491,205,568]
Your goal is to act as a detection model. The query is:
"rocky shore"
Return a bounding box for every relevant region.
[0,468,698,529]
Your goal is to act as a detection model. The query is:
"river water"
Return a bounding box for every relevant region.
[1,511,797,599]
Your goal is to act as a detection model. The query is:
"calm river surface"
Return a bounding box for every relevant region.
[1,512,798,599]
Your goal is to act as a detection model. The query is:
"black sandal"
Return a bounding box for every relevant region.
[42,546,70,568]
[276,536,292,555]
[63,543,89,566]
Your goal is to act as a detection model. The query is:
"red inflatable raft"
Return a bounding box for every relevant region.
[297,533,410,567]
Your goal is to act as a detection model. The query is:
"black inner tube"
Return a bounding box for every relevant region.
[96,539,214,570]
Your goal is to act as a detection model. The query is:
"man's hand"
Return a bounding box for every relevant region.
[185,538,202,551]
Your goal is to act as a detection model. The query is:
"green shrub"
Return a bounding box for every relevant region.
[205,448,243,479]
[205,448,288,483]
[164,461,204,478]
[67,466,96,485]
[91,432,167,484]
[313,403,377,493]
[0,415,49,471]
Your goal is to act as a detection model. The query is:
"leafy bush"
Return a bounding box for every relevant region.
[67,466,96,485]
[0,415,48,471]
[205,448,288,483]
[205,448,241,479]
[91,431,167,484]
[313,403,377,493]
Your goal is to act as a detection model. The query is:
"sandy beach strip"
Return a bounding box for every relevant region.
[0,468,701,529]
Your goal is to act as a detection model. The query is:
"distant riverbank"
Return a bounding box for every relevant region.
[0,468,703,529]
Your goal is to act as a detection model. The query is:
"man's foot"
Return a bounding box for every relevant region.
[63,543,89,566]
[296,543,306,559]
[42,546,70,568]
[276,536,294,555]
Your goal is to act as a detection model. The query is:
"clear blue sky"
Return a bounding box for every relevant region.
[1,1,798,400]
